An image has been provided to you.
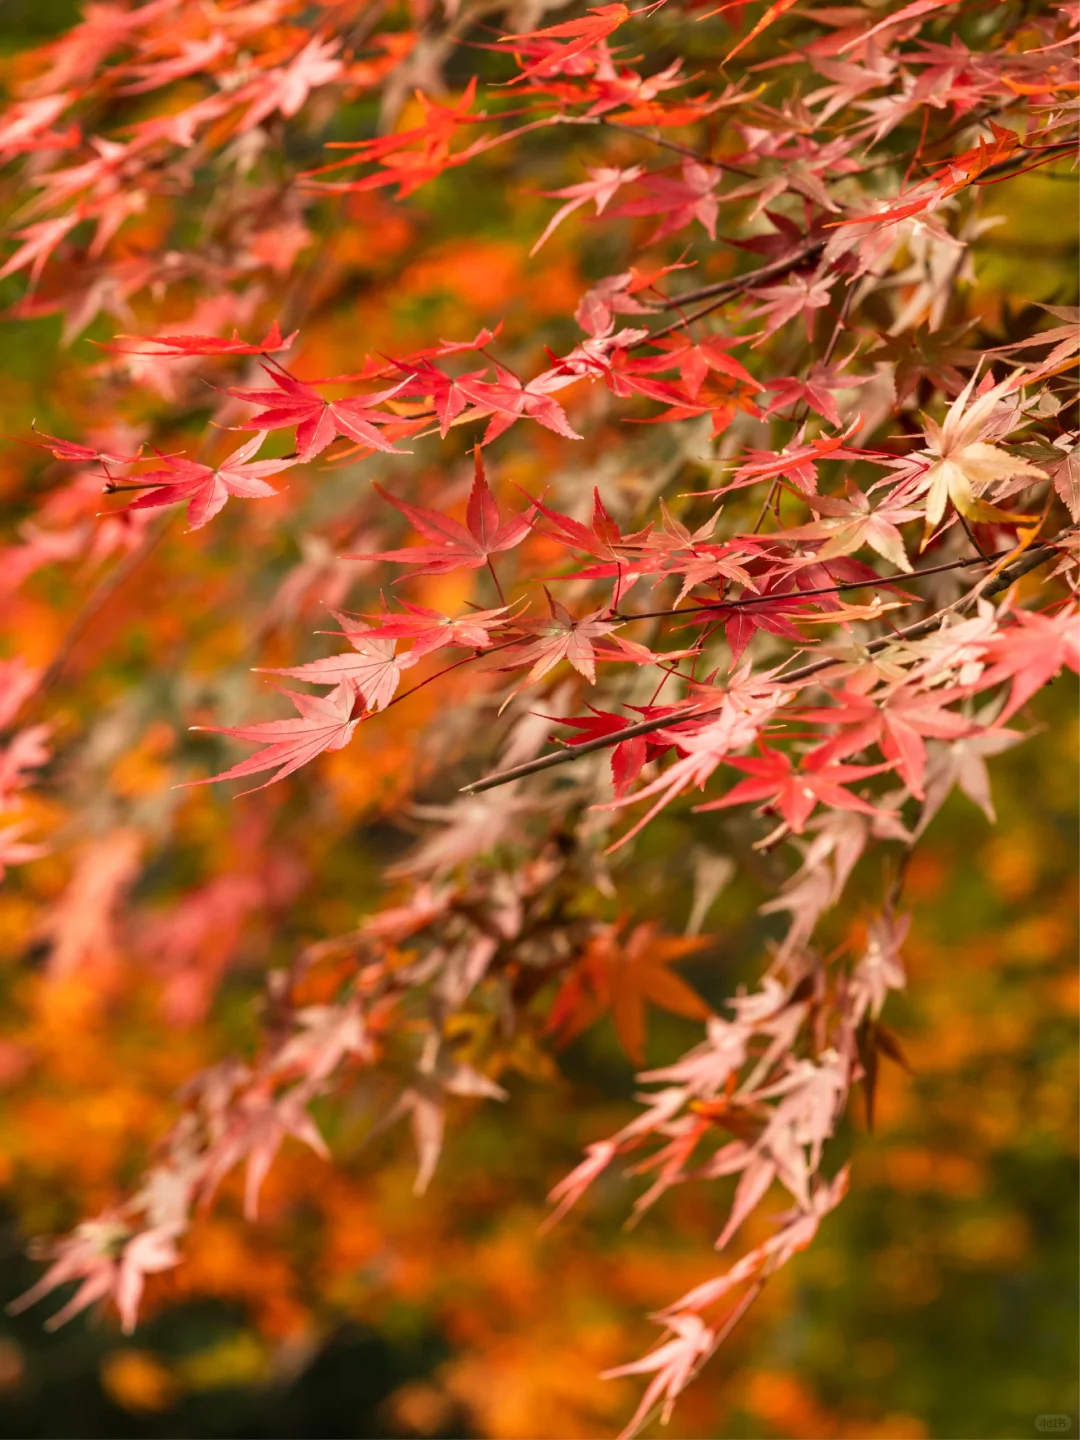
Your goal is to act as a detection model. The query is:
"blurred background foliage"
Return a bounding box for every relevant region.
[0,1,1076,1437]
[0,688,1074,1439]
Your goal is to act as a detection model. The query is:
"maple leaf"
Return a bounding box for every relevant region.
[115,32,233,95]
[353,599,511,657]
[379,1036,507,1194]
[710,418,864,498]
[501,5,635,84]
[185,682,361,792]
[528,485,652,568]
[8,1218,181,1335]
[0,214,81,288]
[914,723,1025,831]
[305,79,512,198]
[390,358,487,437]
[744,272,834,345]
[840,0,959,54]
[549,704,683,796]
[573,267,667,337]
[454,361,583,443]
[0,820,49,881]
[238,36,344,132]
[530,164,644,256]
[112,434,294,531]
[0,723,52,795]
[800,682,974,798]
[498,592,618,699]
[0,93,77,159]
[547,921,710,1064]
[544,1140,618,1229]
[762,362,870,428]
[637,501,760,601]
[609,160,725,243]
[357,450,533,576]
[601,1312,715,1438]
[10,424,142,465]
[273,999,373,1085]
[601,677,785,847]
[916,372,1045,544]
[227,365,410,460]
[98,321,296,357]
[635,332,761,399]
[257,613,419,711]
[201,1084,330,1220]
[723,592,817,667]
[696,746,890,833]
[1048,446,1079,523]
[780,481,921,572]
[979,606,1080,721]
[706,0,801,59]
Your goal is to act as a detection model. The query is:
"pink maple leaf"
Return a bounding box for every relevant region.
[256,613,419,711]
[530,164,644,255]
[9,1218,180,1334]
[185,682,362,792]
[601,1312,715,1438]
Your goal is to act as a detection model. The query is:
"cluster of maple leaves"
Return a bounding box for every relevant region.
[0,0,1077,1433]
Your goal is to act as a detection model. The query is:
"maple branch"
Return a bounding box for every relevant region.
[658,241,826,311]
[459,530,1074,794]
[642,239,826,345]
[778,526,1077,686]
[594,117,754,176]
[612,544,1022,623]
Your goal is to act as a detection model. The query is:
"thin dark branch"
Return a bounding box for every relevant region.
[658,241,826,312]
[459,529,1074,795]
[613,543,1025,623]
[595,117,755,176]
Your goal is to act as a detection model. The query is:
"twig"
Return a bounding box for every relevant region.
[595,117,755,176]
[658,241,825,312]
[613,543,1026,623]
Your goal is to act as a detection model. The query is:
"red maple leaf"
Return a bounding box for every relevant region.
[550,704,685,796]
[455,361,582,444]
[390,358,488,438]
[111,434,295,531]
[227,364,410,460]
[980,606,1080,721]
[10,424,142,465]
[696,746,889,832]
[357,450,534,576]
[501,4,635,84]
[799,683,974,798]
[609,159,725,243]
[529,164,644,256]
[528,486,652,566]
[97,320,296,358]
[546,920,710,1064]
[351,600,511,658]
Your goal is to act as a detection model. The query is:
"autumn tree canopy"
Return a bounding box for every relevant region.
[0,0,1076,1434]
